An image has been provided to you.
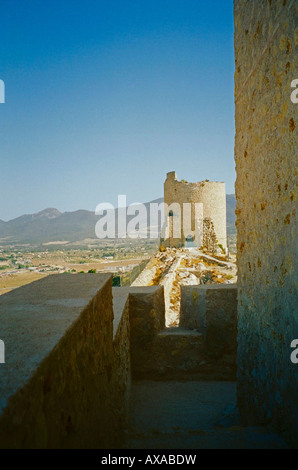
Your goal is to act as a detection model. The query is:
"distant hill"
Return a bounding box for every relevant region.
[0,208,99,245]
[0,196,236,246]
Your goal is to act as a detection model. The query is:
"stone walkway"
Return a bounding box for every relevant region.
[124,381,287,449]
[132,248,237,328]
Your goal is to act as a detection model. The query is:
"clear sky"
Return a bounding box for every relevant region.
[0,0,235,221]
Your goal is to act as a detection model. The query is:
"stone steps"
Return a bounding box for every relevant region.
[134,327,236,381]
[151,328,205,379]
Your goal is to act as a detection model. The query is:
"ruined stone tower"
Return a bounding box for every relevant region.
[162,171,227,251]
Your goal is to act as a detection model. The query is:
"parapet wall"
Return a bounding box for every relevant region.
[180,285,238,377]
[123,283,238,381]
[113,286,165,378]
[0,273,241,447]
[164,172,227,249]
[0,274,130,449]
[234,0,298,447]
[181,285,237,346]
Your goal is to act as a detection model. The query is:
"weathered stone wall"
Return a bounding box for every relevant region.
[0,274,131,449]
[234,0,298,447]
[164,171,227,249]
[180,285,238,378]
[124,286,165,378]
[123,283,237,381]
[111,287,131,437]
[181,285,237,336]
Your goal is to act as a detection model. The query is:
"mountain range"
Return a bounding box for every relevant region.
[0,196,236,246]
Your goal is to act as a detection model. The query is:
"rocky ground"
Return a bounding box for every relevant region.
[132,248,237,327]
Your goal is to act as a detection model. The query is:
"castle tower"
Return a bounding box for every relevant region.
[162,171,227,251]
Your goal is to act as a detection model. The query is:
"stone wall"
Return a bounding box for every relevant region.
[180,285,238,378]
[234,0,298,447]
[0,274,131,449]
[163,171,227,249]
[123,284,237,381]
[119,286,165,378]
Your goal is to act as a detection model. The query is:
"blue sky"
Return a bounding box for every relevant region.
[0,0,235,221]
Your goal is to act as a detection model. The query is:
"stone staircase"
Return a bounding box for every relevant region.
[133,326,236,381]
[113,284,287,449]
[127,285,237,382]
[124,381,288,449]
